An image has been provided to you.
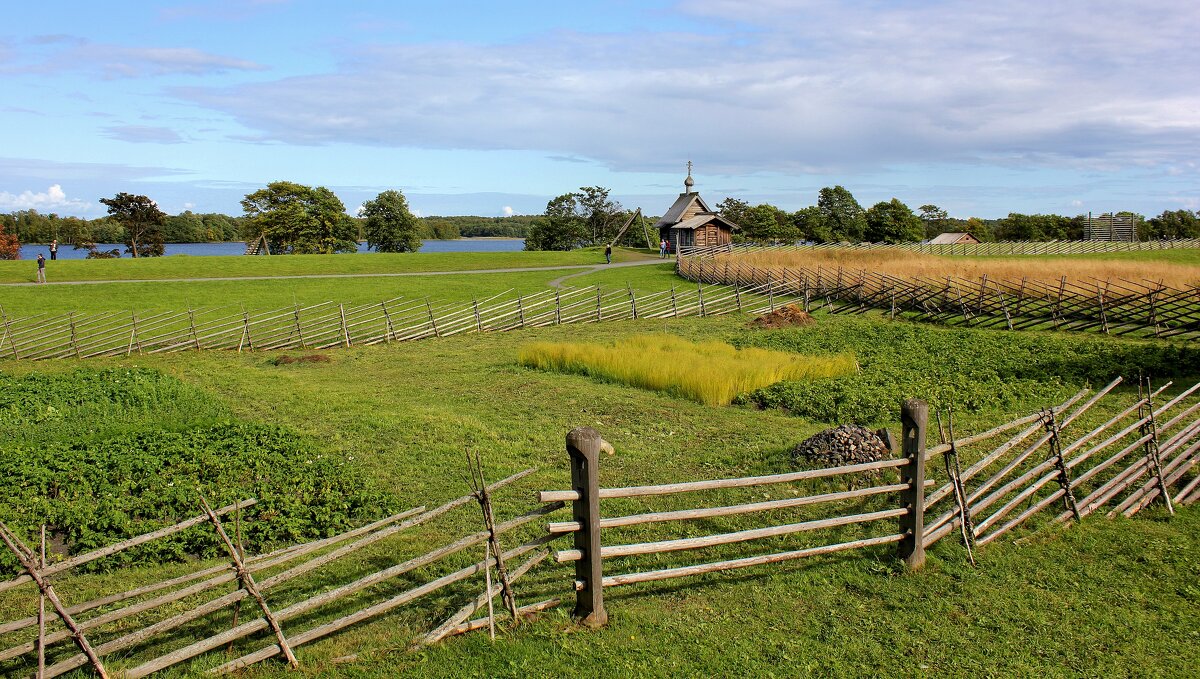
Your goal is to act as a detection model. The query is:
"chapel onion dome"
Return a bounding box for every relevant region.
[684,174,695,192]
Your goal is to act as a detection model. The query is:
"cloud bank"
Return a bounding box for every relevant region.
[0,184,90,211]
[173,0,1199,177]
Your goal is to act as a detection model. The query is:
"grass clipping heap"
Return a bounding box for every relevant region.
[519,334,857,406]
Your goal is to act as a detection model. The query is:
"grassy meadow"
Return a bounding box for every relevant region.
[1,249,1199,677]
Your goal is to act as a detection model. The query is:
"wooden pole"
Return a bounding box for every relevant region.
[1141,377,1175,515]
[339,303,351,347]
[0,522,109,679]
[898,399,927,570]
[199,496,299,669]
[566,426,607,627]
[37,524,46,679]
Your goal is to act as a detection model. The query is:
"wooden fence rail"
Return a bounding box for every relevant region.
[0,278,788,362]
[674,254,1200,339]
[541,384,1200,626]
[0,468,572,677]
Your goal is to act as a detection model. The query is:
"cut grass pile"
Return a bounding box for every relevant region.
[519,333,857,406]
[718,247,1200,287]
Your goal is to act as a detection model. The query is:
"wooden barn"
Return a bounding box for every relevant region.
[654,166,738,250]
[927,232,981,245]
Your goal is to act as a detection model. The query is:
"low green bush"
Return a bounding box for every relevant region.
[0,370,392,575]
[735,318,1200,424]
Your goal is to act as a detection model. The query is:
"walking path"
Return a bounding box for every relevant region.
[0,258,672,287]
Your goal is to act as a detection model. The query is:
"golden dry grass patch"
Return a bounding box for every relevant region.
[518,334,857,406]
[718,249,1200,288]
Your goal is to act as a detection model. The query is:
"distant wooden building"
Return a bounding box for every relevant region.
[654,164,738,250]
[928,232,981,245]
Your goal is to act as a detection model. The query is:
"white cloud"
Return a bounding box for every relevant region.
[172,0,1200,177]
[4,37,265,78]
[0,184,90,211]
[502,205,514,217]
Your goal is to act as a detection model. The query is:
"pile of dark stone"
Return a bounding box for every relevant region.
[792,424,893,468]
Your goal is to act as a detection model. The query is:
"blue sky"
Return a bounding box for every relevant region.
[1,0,1197,220]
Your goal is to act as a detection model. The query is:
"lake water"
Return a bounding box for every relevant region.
[17,239,526,260]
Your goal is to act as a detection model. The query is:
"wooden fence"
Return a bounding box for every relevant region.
[675,255,1200,339]
[0,279,788,362]
[680,238,1200,258]
[0,470,568,677]
[539,379,1200,622]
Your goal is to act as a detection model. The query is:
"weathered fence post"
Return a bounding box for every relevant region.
[338,304,351,348]
[898,399,927,570]
[473,299,483,332]
[566,426,608,627]
[426,298,440,337]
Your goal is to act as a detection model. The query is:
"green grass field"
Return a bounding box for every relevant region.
[0,249,1198,678]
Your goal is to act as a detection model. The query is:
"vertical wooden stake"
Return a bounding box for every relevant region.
[338,303,350,347]
[671,286,678,317]
[518,295,525,328]
[554,291,562,325]
[1043,409,1081,520]
[484,542,496,640]
[596,286,602,322]
[473,300,483,333]
[69,312,81,359]
[382,301,395,343]
[38,524,46,679]
[697,283,706,317]
[898,399,927,570]
[734,282,742,311]
[567,427,608,627]
[426,298,440,337]
[293,304,305,348]
[628,285,637,319]
[189,308,201,351]
[1,307,18,359]
[1142,378,1174,515]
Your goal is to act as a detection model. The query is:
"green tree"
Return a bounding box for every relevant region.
[360,189,422,252]
[577,186,624,244]
[995,213,1073,241]
[1146,209,1200,239]
[918,204,950,239]
[241,181,357,254]
[963,217,993,242]
[865,199,925,243]
[716,197,752,229]
[817,186,867,242]
[792,206,831,243]
[526,193,588,251]
[739,203,796,243]
[99,192,167,257]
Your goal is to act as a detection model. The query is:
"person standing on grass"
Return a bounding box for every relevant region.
[605,244,612,264]
[36,253,46,283]
[50,239,58,260]
[659,238,667,258]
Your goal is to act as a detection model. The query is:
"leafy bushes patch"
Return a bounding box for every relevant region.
[0,369,392,575]
[735,318,1200,424]
[0,367,228,446]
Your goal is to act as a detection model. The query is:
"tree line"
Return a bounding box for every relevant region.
[524,184,1200,251]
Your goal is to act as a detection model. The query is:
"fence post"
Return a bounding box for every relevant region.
[898,399,927,570]
[566,426,608,627]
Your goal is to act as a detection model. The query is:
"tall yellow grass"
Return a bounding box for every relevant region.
[518,334,857,406]
[718,249,1200,288]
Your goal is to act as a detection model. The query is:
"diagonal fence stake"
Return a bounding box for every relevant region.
[1139,377,1175,515]
[199,496,299,669]
[465,452,520,621]
[937,410,975,565]
[0,520,109,679]
[1041,408,1080,521]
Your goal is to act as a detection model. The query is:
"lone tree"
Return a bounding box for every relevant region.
[360,189,421,252]
[241,181,357,254]
[526,192,588,251]
[817,186,867,242]
[99,192,166,257]
[865,199,925,243]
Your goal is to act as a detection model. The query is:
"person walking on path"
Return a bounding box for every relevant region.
[50,239,58,260]
[36,253,46,283]
[659,238,667,258]
[604,244,612,264]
